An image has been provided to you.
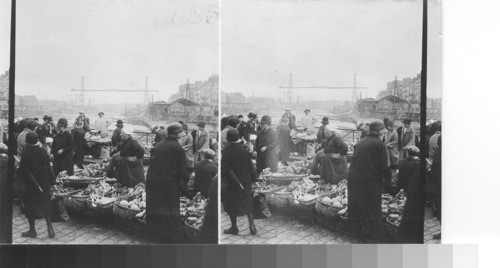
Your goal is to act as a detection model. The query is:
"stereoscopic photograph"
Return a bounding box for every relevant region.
[220,0,442,244]
[7,0,219,244]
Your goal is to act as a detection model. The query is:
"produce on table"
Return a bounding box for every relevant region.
[286,177,315,194]
[180,192,208,229]
[87,181,113,205]
[314,180,333,196]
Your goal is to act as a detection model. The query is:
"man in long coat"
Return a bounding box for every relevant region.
[347,120,391,243]
[146,122,190,243]
[52,118,75,176]
[194,122,210,162]
[255,115,278,173]
[71,120,88,169]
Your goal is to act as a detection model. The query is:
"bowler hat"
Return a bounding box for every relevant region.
[197,122,206,128]
[261,115,271,124]
[116,119,124,127]
[321,117,329,124]
[369,120,386,134]
[26,131,39,145]
[403,118,411,124]
[57,118,69,127]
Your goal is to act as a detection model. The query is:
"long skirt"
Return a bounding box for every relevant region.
[23,189,51,219]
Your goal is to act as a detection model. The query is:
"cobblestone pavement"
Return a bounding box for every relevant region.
[221,206,441,244]
[12,205,153,245]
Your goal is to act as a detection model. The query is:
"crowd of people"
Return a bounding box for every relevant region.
[220,109,442,243]
[3,111,219,243]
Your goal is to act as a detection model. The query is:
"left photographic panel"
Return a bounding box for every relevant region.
[11,0,219,244]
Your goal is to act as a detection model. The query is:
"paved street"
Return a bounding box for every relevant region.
[12,204,153,245]
[221,206,441,244]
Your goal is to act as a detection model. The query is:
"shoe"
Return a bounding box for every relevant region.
[21,230,37,238]
[223,227,239,235]
[249,225,257,236]
[433,233,441,240]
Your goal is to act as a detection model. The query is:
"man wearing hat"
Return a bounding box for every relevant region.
[40,116,58,144]
[194,122,210,162]
[94,112,110,137]
[281,108,296,130]
[246,113,261,141]
[179,123,195,171]
[52,118,75,176]
[221,116,239,151]
[255,115,278,173]
[192,148,218,198]
[74,112,90,133]
[384,120,399,170]
[300,108,317,133]
[399,118,415,162]
[316,117,330,148]
[71,119,88,169]
[347,119,391,243]
[236,115,248,142]
[146,122,190,243]
[111,120,124,147]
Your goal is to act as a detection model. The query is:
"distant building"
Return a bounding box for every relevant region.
[0,70,8,117]
[377,74,421,104]
[169,75,218,108]
[221,92,252,115]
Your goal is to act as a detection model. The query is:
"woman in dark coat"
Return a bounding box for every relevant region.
[276,116,293,164]
[347,120,391,243]
[146,123,190,243]
[119,130,146,186]
[397,146,423,243]
[255,115,278,173]
[52,118,75,176]
[310,126,348,184]
[222,129,258,235]
[19,131,55,238]
[71,120,87,169]
[427,135,442,239]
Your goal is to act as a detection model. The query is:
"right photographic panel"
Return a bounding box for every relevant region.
[220,0,442,244]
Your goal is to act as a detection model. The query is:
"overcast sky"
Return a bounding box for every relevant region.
[1,0,441,104]
[221,0,442,101]
[11,0,218,104]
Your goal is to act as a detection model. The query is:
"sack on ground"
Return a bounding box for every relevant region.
[51,196,70,222]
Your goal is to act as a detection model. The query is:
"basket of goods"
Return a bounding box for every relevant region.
[63,187,93,211]
[112,183,146,220]
[382,190,407,238]
[260,163,309,186]
[58,164,107,187]
[50,184,80,198]
[85,181,116,216]
[181,193,208,242]
[252,181,282,194]
[315,180,348,229]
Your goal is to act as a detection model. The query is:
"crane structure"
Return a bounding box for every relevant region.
[278,73,367,110]
[70,76,159,109]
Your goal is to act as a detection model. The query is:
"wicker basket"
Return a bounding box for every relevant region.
[265,190,292,211]
[183,221,202,243]
[61,177,104,186]
[263,174,308,186]
[315,200,342,218]
[63,194,89,211]
[112,202,141,220]
[288,195,318,213]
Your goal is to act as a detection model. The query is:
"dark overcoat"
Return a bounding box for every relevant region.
[19,145,55,219]
[193,160,218,198]
[221,143,257,216]
[347,134,391,242]
[146,137,190,243]
[52,131,75,176]
[255,128,278,173]
[398,157,422,243]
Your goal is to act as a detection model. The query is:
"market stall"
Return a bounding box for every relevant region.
[52,162,210,243]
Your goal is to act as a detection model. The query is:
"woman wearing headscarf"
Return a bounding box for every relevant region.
[118,130,146,187]
[146,122,190,243]
[310,124,348,185]
[18,131,55,239]
[255,115,278,174]
[347,120,392,243]
[276,116,293,164]
[398,146,423,243]
[222,129,258,236]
